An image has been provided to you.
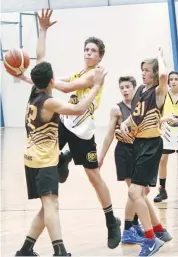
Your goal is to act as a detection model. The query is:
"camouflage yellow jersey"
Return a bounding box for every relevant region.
[61,70,103,140]
[130,85,162,138]
[161,91,178,150]
[24,86,59,168]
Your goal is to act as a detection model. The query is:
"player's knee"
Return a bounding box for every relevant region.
[145,186,150,195]
[85,168,102,187]
[128,185,142,201]
[159,154,168,167]
[42,194,59,212]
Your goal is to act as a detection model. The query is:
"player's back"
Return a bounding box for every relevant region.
[24,86,59,168]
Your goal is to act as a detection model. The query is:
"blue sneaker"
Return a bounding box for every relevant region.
[121,227,144,244]
[155,229,172,242]
[139,237,164,256]
[133,223,144,237]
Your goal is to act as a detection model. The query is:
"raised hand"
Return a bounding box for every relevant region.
[93,66,107,86]
[37,9,57,30]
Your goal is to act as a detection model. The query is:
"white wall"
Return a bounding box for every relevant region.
[1,3,174,127]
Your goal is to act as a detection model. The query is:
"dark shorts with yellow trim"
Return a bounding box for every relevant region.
[25,166,59,199]
[131,137,163,187]
[59,120,98,169]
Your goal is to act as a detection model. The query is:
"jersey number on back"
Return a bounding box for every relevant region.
[26,104,37,130]
[133,101,145,117]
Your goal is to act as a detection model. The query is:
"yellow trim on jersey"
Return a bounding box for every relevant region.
[131,108,161,138]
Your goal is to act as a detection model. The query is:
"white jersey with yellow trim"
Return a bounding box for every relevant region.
[61,70,103,140]
[161,91,178,150]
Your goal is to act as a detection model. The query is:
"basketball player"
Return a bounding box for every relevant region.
[15,10,107,257]
[18,9,121,249]
[154,71,178,202]
[120,49,172,256]
[98,76,144,244]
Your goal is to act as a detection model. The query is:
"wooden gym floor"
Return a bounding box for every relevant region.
[1,127,178,256]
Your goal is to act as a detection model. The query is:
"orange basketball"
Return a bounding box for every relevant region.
[4,48,30,76]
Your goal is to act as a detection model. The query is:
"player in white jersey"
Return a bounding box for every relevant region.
[154,71,178,202]
[19,8,121,249]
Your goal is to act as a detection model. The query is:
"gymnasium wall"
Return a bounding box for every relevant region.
[1,3,174,127]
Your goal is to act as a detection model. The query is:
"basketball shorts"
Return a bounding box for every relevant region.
[25,166,59,199]
[114,142,133,181]
[58,120,98,169]
[131,137,163,187]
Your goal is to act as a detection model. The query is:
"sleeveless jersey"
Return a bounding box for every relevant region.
[130,85,162,138]
[115,102,134,144]
[24,86,59,168]
[161,91,178,150]
[61,70,103,140]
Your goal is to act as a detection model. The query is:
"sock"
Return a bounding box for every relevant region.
[124,220,133,230]
[20,236,36,253]
[144,229,155,239]
[153,224,164,233]
[160,178,166,189]
[133,214,139,225]
[103,205,116,226]
[52,240,67,256]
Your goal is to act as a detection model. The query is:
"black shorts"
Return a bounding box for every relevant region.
[162,149,178,154]
[114,142,133,181]
[25,166,59,199]
[131,137,163,187]
[59,121,98,169]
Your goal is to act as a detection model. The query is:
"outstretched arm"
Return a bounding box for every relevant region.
[98,105,120,168]
[54,69,94,93]
[36,9,57,64]
[14,9,57,85]
[45,67,107,115]
[156,48,168,108]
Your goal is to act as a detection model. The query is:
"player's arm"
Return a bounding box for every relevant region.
[160,113,178,124]
[120,115,133,138]
[36,9,57,64]
[54,70,94,93]
[17,74,33,85]
[55,76,71,82]
[14,9,56,85]
[98,105,121,168]
[45,67,106,115]
[156,48,168,108]
[45,84,102,116]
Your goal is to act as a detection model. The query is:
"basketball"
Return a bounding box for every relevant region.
[3,48,30,76]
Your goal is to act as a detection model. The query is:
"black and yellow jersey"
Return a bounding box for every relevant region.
[24,86,59,168]
[130,85,162,138]
[115,101,134,144]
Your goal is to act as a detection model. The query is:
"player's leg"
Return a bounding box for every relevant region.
[15,167,45,256]
[68,134,121,249]
[38,166,70,256]
[129,138,166,256]
[57,119,72,183]
[114,142,143,244]
[154,151,173,202]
